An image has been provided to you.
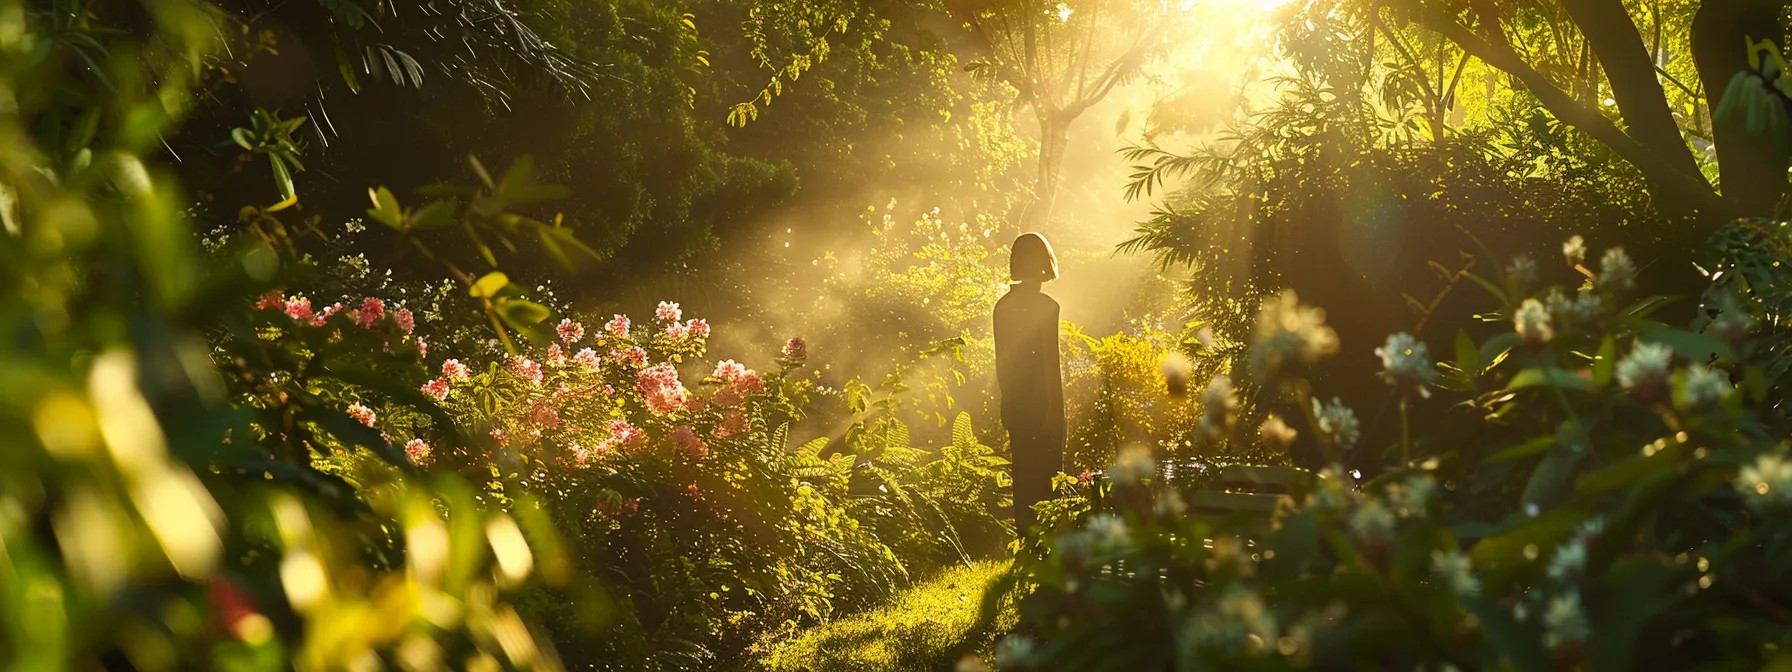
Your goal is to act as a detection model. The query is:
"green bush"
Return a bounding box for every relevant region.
[996,229,1792,671]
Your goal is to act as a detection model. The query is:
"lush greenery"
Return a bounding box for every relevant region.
[8,0,1792,669]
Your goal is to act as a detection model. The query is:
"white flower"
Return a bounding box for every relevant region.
[1108,444,1155,483]
[1562,235,1587,267]
[1252,290,1339,380]
[1431,550,1480,596]
[1388,475,1436,516]
[1084,513,1130,549]
[1570,291,1603,322]
[1514,298,1553,343]
[1546,539,1586,582]
[1736,453,1792,508]
[1507,255,1538,286]
[1616,342,1673,392]
[1677,364,1733,409]
[1348,500,1395,539]
[1257,414,1298,451]
[1311,397,1360,449]
[1542,592,1590,648]
[1375,332,1437,391]
[994,635,1035,670]
[1598,247,1636,291]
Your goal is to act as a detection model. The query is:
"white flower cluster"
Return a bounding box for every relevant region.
[1347,500,1395,540]
[1386,475,1437,518]
[1514,298,1553,343]
[1562,235,1587,267]
[1198,375,1238,444]
[1431,549,1480,597]
[1542,593,1590,648]
[1735,452,1792,509]
[1598,247,1636,291]
[1544,288,1602,324]
[994,635,1035,670]
[1677,364,1733,409]
[1375,332,1437,393]
[1311,397,1360,449]
[1616,342,1673,392]
[1257,414,1298,451]
[1181,585,1280,654]
[1108,444,1156,484]
[1506,254,1538,286]
[1252,290,1339,380]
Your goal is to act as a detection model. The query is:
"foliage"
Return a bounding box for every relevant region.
[994,229,1792,671]
[0,4,569,669]
[752,560,1019,672]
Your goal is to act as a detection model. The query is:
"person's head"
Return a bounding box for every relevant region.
[1010,232,1058,284]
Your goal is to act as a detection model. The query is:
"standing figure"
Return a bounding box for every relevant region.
[994,232,1065,540]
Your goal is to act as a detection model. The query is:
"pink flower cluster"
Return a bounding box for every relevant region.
[557,318,584,344]
[782,337,807,364]
[602,419,645,452]
[405,439,431,464]
[394,308,415,334]
[353,297,385,330]
[530,403,560,429]
[442,359,471,381]
[573,348,600,370]
[606,314,630,338]
[347,403,376,427]
[637,363,689,415]
[672,425,708,460]
[508,356,544,386]
[717,410,749,438]
[656,301,682,323]
[596,497,640,518]
[612,346,648,368]
[420,378,450,402]
[710,359,765,406]
[546,343,567,368]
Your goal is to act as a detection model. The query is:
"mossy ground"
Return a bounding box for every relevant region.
[753,560,1017,671]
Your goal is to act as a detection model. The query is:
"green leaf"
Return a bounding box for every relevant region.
[271,155,295,200]
[496,299,550,325]
[230,127,254,151]
[499,155,535,196]
[1476,332,1521,373]
[952,412,974,449]
[796,436,829,456]
[1522,445,1583,510]
[409,200,457,231]
[1505,367,1591,391]
[366,187,403,230]
[469,272,509,298]
[1454,329,1477,374]
[1591,335,1616,388]
[1461,271,1508,305]
[468,155,495,190]
[1639,328,1734,363]
[1487,435,1554,463]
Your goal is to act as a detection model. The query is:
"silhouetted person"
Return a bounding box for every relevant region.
[994,232,1065,540]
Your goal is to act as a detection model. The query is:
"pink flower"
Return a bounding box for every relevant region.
[347,403,376,427]
[605,419,644,451]
[405,439,431,464]
[546,343,566,368]
[717,410,749,438]
[606,314,631,338]
[712,386,743,407]
[284,297,316,324]
[490,427,508,446]
[317,302,343,325]
[664,322,689,339]
[255,291,285,310]
[416,336,428,358]
[394,308,415,334]
[713,360,747,382]
[557,318,585,344]
[420,379,450,402]
[357,297,385,330]
[656,301,681,323]
[672,425,708,460]
[442,359,471,382]
[782,337,807,364]
[737,372,765,395]
[637,363,688,414]
[530,404,560,429]
[686,319,710,338]
[508,356,544,386]
[573,348,600,370]
[613,346,648,368]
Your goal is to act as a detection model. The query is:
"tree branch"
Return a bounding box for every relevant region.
[1412,8,1735,217]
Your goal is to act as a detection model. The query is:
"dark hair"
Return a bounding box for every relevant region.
[1010,232,1059,282]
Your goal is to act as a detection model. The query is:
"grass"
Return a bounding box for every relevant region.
[752,560,1018,672]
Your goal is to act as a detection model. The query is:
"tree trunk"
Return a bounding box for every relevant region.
[1025,110,1073,232]
[1692,0,1792,217]
[1562,0,1704,182]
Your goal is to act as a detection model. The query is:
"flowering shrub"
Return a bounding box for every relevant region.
[993,230,1792,670]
